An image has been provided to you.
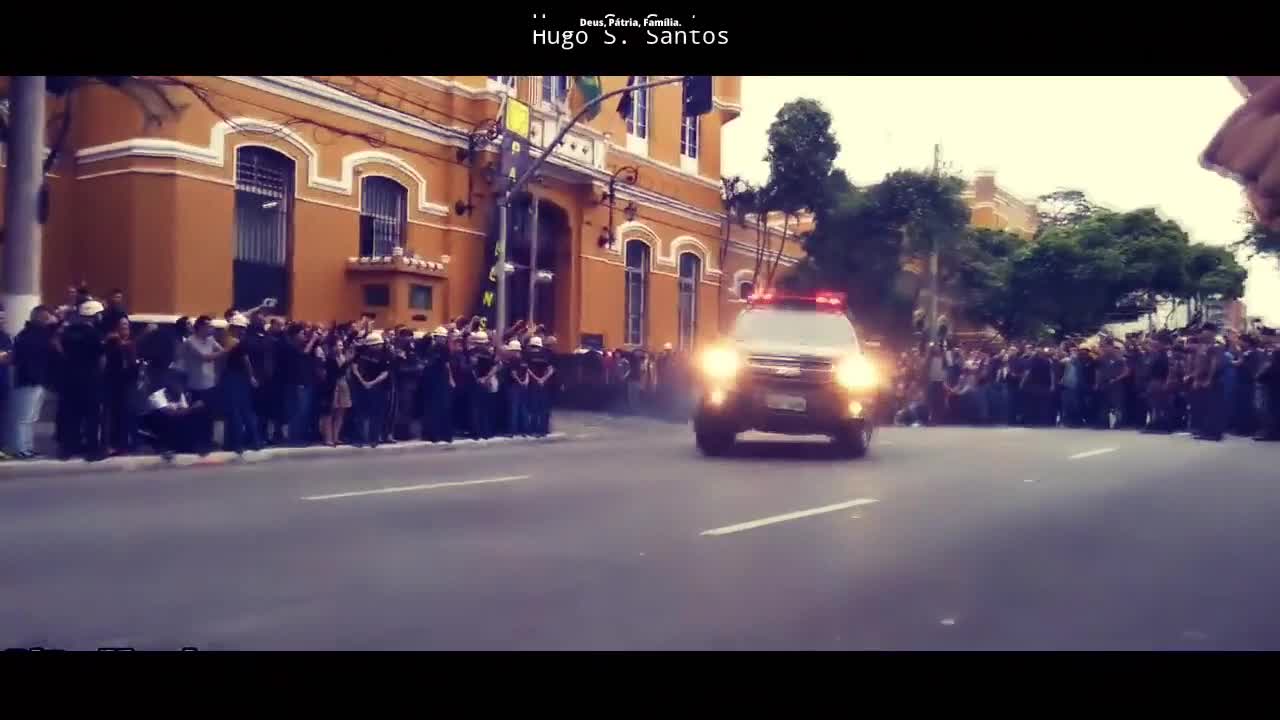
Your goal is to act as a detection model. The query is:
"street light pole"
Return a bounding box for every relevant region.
[927,143,942,344]
[494,76,687,337]
[2,76,47,339]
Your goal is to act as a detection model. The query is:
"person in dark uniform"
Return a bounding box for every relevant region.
[503,339,530,436]
[1142,336,1172,433]
[1234,335,1263,436]
[102,315,144,456]
[55,300,108,460]
[391,329,422,441]
[1256,343,1280,441]
[420,326,455,443]
[525,335,555,436]
[1192,325,1227,442]
[245,313,276,445]
[468,331,499,439]
[1021,347,1055,427]
[449,331,472,438]
[221,314,263,454]
[350,332,391,448]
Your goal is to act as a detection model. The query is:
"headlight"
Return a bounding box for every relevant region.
[835,356,878,390]
[700,346,740,381]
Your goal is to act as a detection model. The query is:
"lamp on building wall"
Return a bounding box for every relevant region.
[455,118,503,216]
[599,165,639,249]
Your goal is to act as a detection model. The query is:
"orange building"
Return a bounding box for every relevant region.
[961,170,1039,237]
[0,75,801,351]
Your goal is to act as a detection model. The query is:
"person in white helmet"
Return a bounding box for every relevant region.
[524,334,555,436]
[420,326,455,442]
[53,299,109,460]
[351,332,391,447]
[502,338,531,436]
[467,331,499,439]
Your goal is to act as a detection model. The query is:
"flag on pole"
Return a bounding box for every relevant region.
[570,76,604,120]
[616,76,637,121]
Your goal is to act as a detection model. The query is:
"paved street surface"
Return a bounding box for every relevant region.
[3,412,1279,650]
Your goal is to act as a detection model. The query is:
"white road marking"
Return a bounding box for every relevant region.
[701,498,879,537]
[879,440,896,446]
[1023,478,1037,483]
[1068,447,1117,461]
[940,618,957,626]
[302,475,531,501]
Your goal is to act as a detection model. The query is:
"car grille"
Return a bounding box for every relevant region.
[746,355,834,385]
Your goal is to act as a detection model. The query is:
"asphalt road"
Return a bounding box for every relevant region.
[3,413,1279,650]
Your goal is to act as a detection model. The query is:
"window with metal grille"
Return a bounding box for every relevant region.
[541,76,568,104]
[681,114,699,159]
[626,76,649,140]
[234,146,293,268]
[677,253,701,350]
[409,284,433,310]
[624,240,650,346]
[363,284,390,307]
[359,176,407,257]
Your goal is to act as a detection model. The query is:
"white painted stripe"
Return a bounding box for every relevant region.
[701,498,879,537]
[1068,448,1117,461]
[302,475,530,501]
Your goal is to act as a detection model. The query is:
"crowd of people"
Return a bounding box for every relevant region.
[558,343,697,420]
[886,325,1280,441]
[0,286,559,462]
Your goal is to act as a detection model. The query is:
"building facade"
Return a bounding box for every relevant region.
[0,75,803,351]
[961,170,1040,238]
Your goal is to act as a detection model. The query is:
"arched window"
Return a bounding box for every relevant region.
[233,146,294,313]
[738,280,755,301]
[678,253,701,350]
[624,240,650,346]
[360,176,407,257]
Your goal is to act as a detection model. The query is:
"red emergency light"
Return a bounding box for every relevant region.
[749,290,846,310]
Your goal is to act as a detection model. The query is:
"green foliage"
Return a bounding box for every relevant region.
[1036,189,1099,232]
[764,99,840,217]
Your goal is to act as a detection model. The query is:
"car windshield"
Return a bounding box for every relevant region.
[731,308,856,347]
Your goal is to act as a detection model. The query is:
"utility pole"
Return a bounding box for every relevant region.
[2,76,46,338]
[494,76,687,338]
[927,143,941,344]
[527,196,540,326]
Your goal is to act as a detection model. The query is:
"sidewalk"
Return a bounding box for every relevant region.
[0,432,570,479]
[0,410,677,480]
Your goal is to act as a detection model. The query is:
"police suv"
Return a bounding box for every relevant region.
[692,291,880,457]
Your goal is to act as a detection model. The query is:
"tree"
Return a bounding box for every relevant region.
[1239,206,1280,257]
[1036,189,1099,231]
[800,169,970,343]
[759,98,841,286]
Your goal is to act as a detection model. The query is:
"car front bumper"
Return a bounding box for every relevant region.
[695,383,876,436]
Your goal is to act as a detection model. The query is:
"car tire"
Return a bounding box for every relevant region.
[696,428,736,456]
[834,423,871,458]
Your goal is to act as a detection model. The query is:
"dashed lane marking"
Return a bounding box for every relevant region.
[302,475,531,501]
[701,498,879,537]
[1068,447,1117,461]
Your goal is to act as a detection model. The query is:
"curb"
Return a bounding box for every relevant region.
[0,433,569,480]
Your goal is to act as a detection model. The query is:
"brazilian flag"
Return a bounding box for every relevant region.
[571,76,604,120]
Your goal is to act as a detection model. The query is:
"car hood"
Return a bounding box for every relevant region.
[732,339,854,361]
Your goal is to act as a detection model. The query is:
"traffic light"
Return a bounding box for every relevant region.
[682,76,713,117]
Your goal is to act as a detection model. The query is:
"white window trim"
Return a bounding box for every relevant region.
[680,115,699,174]
[625,78,650,156]
[486,76,517,95]
[539,76,569,112]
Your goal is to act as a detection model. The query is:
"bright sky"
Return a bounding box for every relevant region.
[721,76,1280,324]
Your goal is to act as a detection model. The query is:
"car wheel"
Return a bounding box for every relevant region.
[834,424,871,458]
[696,428,736,456]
